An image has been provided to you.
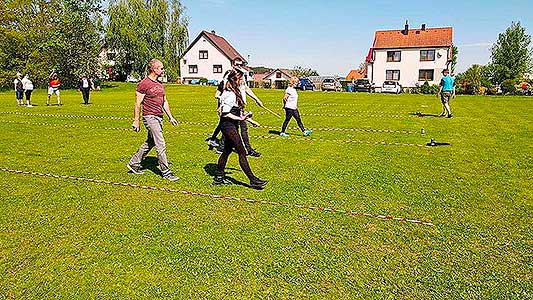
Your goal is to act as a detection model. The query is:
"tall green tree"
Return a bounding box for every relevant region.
[450,45,458,75]
[0,0,104,89]
[490,22,532,84]
[292,66,319,78]
[106,0,189,81]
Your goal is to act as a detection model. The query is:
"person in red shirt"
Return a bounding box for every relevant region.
[47,71,61,106]
[127,59,180,181]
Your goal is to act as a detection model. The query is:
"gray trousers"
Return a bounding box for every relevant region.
[129,115,171,176]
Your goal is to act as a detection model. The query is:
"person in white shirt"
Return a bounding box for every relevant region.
[14,73,24,106]
[22,74,34,107]
[233,65,265,157]
[78,75,93,105]
[280,77,312,137]
[213,69,267,190]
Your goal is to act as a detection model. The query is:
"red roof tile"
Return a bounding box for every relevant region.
[184,31,247,63]
[203,31,246,62]
[373,27,453,49]
[346,69,366,80]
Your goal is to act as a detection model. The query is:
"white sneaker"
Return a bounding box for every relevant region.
[207,139,219,147]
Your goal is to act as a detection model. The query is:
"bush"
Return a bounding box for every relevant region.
[420,81,439,94]
[501,79,518,94]
[199,78,208,85]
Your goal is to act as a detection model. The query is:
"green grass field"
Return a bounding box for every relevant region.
[0,83,531,299]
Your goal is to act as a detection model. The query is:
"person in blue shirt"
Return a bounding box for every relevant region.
[438,69,455,118]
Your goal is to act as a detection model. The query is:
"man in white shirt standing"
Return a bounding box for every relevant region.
[78,75,93,105]
[21,74,34,107]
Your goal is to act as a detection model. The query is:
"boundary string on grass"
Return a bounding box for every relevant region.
[93,104,419,118]
[0,111,414,134]
[0,167,434,227]
[0,120,426,147]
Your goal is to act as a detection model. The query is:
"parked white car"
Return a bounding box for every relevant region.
[321,78,343,92]
[382,81,402,94]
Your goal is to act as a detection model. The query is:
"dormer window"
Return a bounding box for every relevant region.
[199,50,208,59]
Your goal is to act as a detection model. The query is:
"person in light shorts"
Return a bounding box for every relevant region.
[438,69,454,118]
[47,72,61,106]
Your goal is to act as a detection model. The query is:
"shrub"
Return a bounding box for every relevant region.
[199,78,208,85]
[420,81,439,94]
[501,79,517,94]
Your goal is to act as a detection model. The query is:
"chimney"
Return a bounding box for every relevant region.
[421,24,426,31]
[403,20,409,35]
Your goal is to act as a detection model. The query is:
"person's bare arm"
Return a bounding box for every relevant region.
[132,92,144,132]
[283,92,289,106]
[163,96,178,125]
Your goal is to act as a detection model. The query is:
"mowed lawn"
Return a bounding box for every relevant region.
[0,83,531,299]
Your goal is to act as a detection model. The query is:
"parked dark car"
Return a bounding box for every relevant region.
[354,79,374,92]
[295,78,315,91]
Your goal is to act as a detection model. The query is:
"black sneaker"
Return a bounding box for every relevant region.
[250,178,268,190]
[163,173,179,182]
[213,176,231,185]
[447,114,453,118]
[127,164,144,175]
[248,150,261,158]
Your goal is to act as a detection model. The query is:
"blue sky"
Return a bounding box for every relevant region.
[181,0,532,76]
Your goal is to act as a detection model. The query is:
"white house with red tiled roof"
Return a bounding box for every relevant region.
[180,30,252,84]
[262,69,295,89]
[366,22,453,88]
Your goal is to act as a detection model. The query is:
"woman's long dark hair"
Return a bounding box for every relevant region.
[225,70,244,108]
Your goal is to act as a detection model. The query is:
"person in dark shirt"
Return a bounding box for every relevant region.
[78,75,93,105]
[127,59,180,181]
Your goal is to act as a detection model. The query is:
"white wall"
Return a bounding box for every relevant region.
[263,71,292,82]
[180,35,233,83]
[370,47,450,88]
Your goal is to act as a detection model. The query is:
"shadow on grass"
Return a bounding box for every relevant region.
[427,142,451,147]
[203,163,249,188]
[140,157,163,177]
[101,83,119,89]
[411,112,441,117]
[268,130,282,135]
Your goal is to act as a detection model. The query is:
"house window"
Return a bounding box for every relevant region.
[419,69,434,81]
[420,50,435,61]
[387,51,401,62]
[386,70,400,81]
[189,65,198,74]
[213,65,222,73]
[199,50,208,59]
[276,72,282,78]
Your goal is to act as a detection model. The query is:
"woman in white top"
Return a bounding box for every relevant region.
[22,74,34,107]
[280,77,312,137]
[214,70,267,190]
